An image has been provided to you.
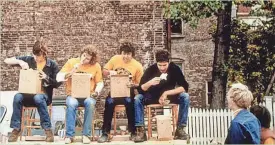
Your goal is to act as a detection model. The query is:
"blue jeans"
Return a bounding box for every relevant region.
[101,96,134,134]
[10,93,52,130]
[65,96,96,138]
[134,92,190,127]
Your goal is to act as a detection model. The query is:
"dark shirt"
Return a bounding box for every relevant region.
[137,62,188,99]
[225,109,261,144]
[16,56,62,103]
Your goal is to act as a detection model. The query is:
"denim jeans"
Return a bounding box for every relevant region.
[65,96,96,138]
[101,96,135,134]
[10,93,52,130]
[134,92,190,127]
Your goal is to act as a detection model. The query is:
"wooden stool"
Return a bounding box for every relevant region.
[146,104,178,139]
[113,105,126,135]
[64,106,96,139]
[20,104,52,141]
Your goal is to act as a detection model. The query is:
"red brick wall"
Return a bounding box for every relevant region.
[0,0,165,118]
[171,17,216,108]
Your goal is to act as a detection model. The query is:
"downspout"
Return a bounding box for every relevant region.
[167,0,171,52]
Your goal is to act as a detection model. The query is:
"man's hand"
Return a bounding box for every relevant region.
[149,77,161,86]
[80,53,86,64]
[109,70,117,76]
[19,60,29,69]
[38,70,48,80]
[127,81,136,88]
[159,91,168,105]
[65,63,80,79]
[91,92,98,98]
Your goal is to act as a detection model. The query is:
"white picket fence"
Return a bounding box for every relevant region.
[185,96,275,144]
[185,108,233,144]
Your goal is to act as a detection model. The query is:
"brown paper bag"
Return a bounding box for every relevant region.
[71,73,92,98]
[110,75,130,98]
[156,115,173,140]
[18,69,42,94]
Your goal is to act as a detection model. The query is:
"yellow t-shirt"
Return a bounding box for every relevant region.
[36,60,46,93]
[60,58,103,96]
[264,137,275,144]
[104,55,143,84]
[37,60,46,71]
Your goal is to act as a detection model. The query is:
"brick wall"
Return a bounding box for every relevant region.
[0,0,165,118]
[171,17,215,108]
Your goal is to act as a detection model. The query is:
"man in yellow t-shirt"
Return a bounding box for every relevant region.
[57,45,104,144]
[98,42,143,143]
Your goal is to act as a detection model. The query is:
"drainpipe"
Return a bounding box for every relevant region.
[167,0,171,53]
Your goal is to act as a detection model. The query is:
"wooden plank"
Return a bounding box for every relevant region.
[187,108,192,138]
[265,96,273,129]
[202,109,207,144]
[25,136,45,141]
[221,109,225,140]
[217,109,221,143]
[199,108,203,140]
[213,109,217,141]
[210,109,214,142]
[195,108,199,142]
[206,108,210,144]
[224,109,229,140]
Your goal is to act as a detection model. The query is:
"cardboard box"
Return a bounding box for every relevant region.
[110,75,130,98]
[156,115,173,141]
[18,69,42,94]
[71,73,92,98]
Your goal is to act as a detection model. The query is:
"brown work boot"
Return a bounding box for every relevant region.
[129,132,136,141]
[8,129,21,142]
[45,129,54,142]
[174,125,190,140]
[133,126,147,143]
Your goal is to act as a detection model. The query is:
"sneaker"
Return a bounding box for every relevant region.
[82,135,91,144]
[65,137,74,144]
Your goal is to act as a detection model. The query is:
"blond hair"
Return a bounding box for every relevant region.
[80,44,98,65]
[228,83,253,109]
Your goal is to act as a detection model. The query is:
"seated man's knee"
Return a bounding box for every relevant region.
[179,93,190,102]
[124,97,132,104]
[105,96,114,105]
[66,97,79,108]
[33,94,46,104]
[14,93,24,103]
[134,94,144,103]
[84,97,96,107]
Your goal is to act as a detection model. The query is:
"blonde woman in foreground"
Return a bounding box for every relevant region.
[225,83,261,144]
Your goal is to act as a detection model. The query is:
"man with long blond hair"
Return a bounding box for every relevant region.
[57,45,104,144]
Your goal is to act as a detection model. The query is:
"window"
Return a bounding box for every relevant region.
[170,58,184,75]
[171,19,183,34]
[166,19,184,37]
[205,81,213,107]
[0,106,7,123]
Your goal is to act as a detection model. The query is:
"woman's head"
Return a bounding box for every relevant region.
[250,105,271,128]
[227,83,253,110]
